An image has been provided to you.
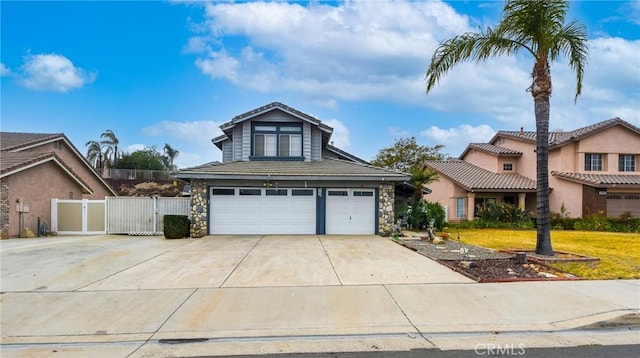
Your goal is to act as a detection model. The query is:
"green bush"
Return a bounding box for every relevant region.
[164,215,190,239]
[475,201,535,228]
[407,200,447,230]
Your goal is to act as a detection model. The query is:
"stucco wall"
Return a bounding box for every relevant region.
[499,138,536,179]
[575,126,640,173]
[20,140,113,199]
[462,150,498,172]
[3,162,84,237]
[549,175,583,216]
[424,176,467,222]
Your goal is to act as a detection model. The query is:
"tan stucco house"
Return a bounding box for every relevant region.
[425,118,640,222]
[0,132,117,238]
[177,102,411,237]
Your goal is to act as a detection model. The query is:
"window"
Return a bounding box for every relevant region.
[353,191,374,197]
[239,189,262,196]
[619,154,636,172]
[292,189,314,196]
[503,163,514,171]
[212,188,234,195]
[456,197,465,218]
[585,153,603,171]
[253,123,302,158]
[266,189,288,196]
[328,190,348,196]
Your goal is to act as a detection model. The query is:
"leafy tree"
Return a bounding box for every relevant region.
[163,143,180,172]
[424,0,588,256]
[371,137,445,173]
[114,146,166,171]
[372,137,443,200]
[100,129,120,167]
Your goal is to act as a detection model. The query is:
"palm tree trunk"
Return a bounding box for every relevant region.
[534,95,553,256]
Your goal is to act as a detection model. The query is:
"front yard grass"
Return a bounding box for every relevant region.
[449,228,640,280]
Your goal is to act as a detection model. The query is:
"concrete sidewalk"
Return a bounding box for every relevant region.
[1,235,638,357]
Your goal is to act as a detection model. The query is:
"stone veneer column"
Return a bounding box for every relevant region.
[189,179,208,238]
[378,184,395,235]
[0,181,9,239]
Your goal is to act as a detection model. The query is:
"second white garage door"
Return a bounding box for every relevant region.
[326,189,376,234]
[210,188,316,234]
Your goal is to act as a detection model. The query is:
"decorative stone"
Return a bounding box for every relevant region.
[458,261,477,269]
[432,237,445,244]
[538,272,557,278]
[515,252,528,264]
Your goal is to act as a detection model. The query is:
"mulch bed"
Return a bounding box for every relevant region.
[398,236,582,283]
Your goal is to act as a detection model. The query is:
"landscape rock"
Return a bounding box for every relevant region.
[432,237,445,244]
[458,260,477,269]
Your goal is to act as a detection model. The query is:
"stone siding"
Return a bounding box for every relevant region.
[378,184,395,235]
[190,179,208,237]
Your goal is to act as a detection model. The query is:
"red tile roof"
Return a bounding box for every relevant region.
[425,160,537,192]
[551,171,640,187]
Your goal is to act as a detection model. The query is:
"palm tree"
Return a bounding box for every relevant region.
[163,143,180,172]
[410,166,439,202]
[100,129,120,167]
[85,140,103,171]
[425,0,588,256]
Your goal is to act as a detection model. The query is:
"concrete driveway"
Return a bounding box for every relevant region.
[2,235,637,357]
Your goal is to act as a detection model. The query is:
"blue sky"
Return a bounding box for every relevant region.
[2,0,639,168]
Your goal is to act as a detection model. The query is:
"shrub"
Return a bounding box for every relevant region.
[164,215,190,239]
[475,201,535,228]
[407,199,447,230]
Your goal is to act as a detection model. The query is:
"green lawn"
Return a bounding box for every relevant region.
[442,228,640,280]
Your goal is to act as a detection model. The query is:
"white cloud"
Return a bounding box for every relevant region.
[185,0,639,127]
[189,0,470,106]
[0,63,11,76]
[18,53,96,92]
[421,124,496,157]
[323,118,351,149]
[141,120,224,168]
[123,144,147,154]
[388,127,412,139]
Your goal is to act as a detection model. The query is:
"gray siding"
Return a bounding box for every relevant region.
[311,127,322,161]
[252,111,301,122]
[233,126,243,161]
[303,122,312,162]
[242,121,251,161]
[222,140,233,163]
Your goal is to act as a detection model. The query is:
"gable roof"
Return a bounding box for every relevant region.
[0,132,117,195]
[0,152,93,193]
[460,143,522,159]
[551,171,640,188]
[425,159,537,192]
[491,118,640,149]
[177,158,409,182]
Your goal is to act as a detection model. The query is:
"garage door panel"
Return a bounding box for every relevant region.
[607,194,640,218]
[210,188,316,235]
[326,189,375,235]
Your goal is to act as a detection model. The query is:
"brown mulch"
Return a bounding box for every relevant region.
[398,236,580,282]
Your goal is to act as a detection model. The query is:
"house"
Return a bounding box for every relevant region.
[0,132,117,238]
[176,102,410,236]
[425,118,640,222]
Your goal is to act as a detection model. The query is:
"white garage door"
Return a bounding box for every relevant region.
[210,188,316,234]
[607,194,640,218]
[326,189,375,234]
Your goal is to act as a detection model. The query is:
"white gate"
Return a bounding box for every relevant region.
[51,199,106,235]
[106,197,190,235]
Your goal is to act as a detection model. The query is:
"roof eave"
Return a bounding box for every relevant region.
[176,173,409,182]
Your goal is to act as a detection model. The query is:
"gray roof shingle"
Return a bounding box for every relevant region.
[425,160,537,192]
[177,158,409,181]
[552,171,640,187]
[1,132,65,151]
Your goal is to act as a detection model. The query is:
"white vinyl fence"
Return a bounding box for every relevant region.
[52,197,190,235]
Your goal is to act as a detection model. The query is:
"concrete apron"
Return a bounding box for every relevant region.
[1,235,638,356]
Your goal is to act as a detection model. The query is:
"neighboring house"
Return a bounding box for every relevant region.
[0,132,117,238]
[425,118,640,222]
[177,102,410,236]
